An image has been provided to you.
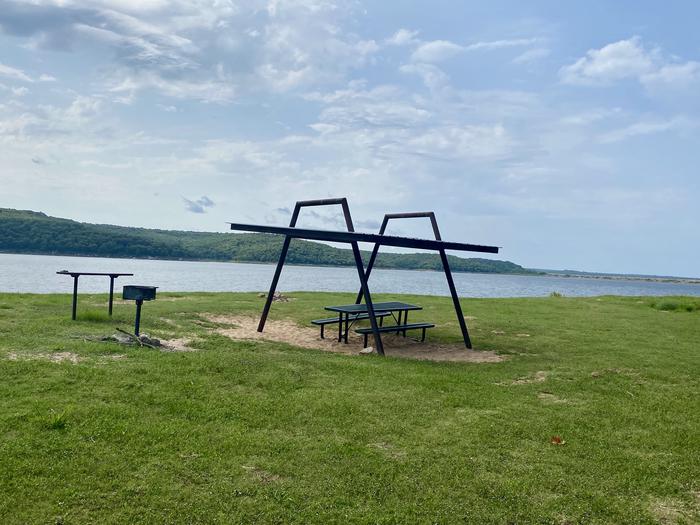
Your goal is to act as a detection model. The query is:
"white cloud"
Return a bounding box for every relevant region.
[411,40,464,63]
[641,61,700,90]
[0,62,33,82]
[0,0,377,103]
[38,74,57,82]
[560,36,700,104]
[400,63,450,91]
[386,28,419,46]
[513,47,550,64]
[559,37,657,85]
[598,117,693,143]
[464,38,538,52]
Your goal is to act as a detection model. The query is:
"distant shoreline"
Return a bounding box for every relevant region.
[543,272,700,286]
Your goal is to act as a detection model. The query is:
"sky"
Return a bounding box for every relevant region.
[1,1,699,277]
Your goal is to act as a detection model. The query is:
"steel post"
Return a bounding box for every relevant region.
[71,275,79,321]
[108,276,115,316]
[134,299,143,336]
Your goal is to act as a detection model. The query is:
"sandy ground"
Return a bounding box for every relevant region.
[204,314,505,363]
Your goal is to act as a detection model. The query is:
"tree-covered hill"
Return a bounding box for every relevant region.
[0,208,535,274]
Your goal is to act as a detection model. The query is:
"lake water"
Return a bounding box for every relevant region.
[0,253,698,298]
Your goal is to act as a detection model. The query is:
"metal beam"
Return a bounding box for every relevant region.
[228,222,500,254]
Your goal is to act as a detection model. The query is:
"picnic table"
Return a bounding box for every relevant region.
[324,301,424,344]
[56,271,134,320]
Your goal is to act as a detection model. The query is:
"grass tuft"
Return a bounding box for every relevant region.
[79,310,110,322]
[650,299,700,312]
[44,409,68,431]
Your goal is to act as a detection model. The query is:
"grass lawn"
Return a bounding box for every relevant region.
[0,291,698,524]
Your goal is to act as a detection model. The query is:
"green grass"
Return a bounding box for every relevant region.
[0,291,698,524]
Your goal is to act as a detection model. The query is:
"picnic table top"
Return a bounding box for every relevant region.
[324,301,422,314]
[56,271,134,277]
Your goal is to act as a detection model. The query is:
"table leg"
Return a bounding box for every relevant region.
[344,314,349,343]
[108,276,115,316]
[403,310,409,337]
[396,311,402,334]
[71,275,79,321]
[337,313,343,342]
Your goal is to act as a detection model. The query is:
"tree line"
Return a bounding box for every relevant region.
[0,208,536,274]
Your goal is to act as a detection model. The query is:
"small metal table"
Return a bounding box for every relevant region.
[56,271,134,320]
[324,301,422,343]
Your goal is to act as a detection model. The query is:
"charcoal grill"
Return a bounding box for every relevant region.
[122,285,157,335]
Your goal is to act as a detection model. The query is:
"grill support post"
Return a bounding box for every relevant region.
[134,299,143,336]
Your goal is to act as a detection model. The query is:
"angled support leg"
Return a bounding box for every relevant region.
[439,248,472,348]
[257,235,292,332]
[357,211,473,349]
[258,198,382,350]
[351,242,383,355]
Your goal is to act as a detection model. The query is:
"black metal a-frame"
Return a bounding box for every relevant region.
[229,198,500,356]
[254,198,386,354]
[355,212,474,348]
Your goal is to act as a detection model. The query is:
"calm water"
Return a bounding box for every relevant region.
[1,253,698,298]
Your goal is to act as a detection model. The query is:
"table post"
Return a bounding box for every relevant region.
[71,275,79,321]
[344,314,350,343]
[108,276,115,316]
[337,312,344,342]
[403,310,409,337]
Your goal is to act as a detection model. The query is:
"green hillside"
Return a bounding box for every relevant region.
[0,208,534,274]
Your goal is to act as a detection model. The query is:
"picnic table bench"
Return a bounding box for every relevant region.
[311,311,390,339]
[56,271,133,320]
[355,322,435,348]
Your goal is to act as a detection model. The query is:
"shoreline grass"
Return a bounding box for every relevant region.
[0,292,698,523]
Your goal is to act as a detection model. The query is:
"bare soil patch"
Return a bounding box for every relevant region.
[505,370,548,385]
[649,497,692,524]
[7,351,82,364]
[241,465,281,483]
[160,337,199,352]
[204,315,505,363]
[368,442,407,459]
[537,391,568,404]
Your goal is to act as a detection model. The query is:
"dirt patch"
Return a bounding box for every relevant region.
[7,351,82,364]
[204,315,505,363]
[241,465,281,483]
[506,370,548,385]
[649,497,691,524]
[591,368,638,378]
[368,442,407,459]
[537,391,568,404]
[160,337,199,352]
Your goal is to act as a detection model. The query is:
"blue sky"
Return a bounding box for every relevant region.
[1,1,698,276]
